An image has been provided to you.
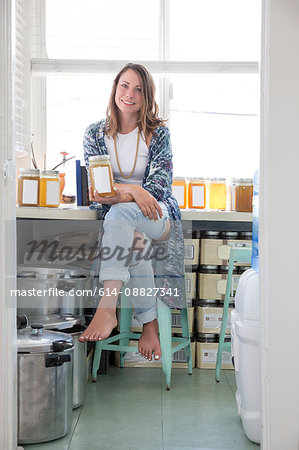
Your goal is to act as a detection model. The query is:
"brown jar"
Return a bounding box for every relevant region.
[235,178,253,212]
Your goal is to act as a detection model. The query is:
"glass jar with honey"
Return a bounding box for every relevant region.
[39,170,60,208]
[188,178,206,209]
[207,178,227,210]
[89,155,115,197]
[235,178,253,212]
[18,168,40,207]
[172,177,188,209]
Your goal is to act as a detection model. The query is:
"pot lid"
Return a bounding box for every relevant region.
[26,314,84,330]
[17,324,73,353]
[17,264,89,279]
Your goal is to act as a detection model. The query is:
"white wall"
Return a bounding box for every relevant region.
[0,0,17,449]
[260,1,299,448]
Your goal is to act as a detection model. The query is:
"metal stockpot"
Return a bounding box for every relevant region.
[17,324,74,444]
[57,325,87,409]
[17,264,89,318]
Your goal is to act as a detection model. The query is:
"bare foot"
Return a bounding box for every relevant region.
[138,319,161,361]
[79,308,117,342]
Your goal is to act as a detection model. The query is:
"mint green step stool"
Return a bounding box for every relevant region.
[215,247,252,382]
[91,286,192,390]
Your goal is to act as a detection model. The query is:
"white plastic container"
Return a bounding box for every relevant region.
[231,268,261,444]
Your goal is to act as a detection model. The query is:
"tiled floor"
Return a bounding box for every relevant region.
[22,367,260,450]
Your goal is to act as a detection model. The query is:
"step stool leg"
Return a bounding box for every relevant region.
[215,255,235,382]
[157,298,172,390]
[119,301,132,368]
[180,308,193,375]
[92,341,103,382]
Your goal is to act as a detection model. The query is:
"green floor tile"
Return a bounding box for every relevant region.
[21,366,258,450]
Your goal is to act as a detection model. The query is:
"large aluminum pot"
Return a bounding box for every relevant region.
[17,324,74,444]
[17,264,90,318]
[58,325,87,409]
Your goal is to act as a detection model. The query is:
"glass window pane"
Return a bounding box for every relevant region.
[169,74,260,178]
[46,73,161,168]
[45,0,160,60]
[168,0,261,61]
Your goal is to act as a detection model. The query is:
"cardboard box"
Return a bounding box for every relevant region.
[199,272,240,301]
[119,307,194,335]
[200,239,252,265]
[115,340,196,368]
[196,306,232,334]
[185,271,196,299]
[184,239,200,266]
[196,341,234,369]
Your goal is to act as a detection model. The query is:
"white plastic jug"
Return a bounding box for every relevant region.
[231,268,261,444]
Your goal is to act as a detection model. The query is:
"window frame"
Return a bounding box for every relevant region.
[30,0,259,167]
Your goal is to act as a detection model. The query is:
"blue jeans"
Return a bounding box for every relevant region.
[99,202,169,324]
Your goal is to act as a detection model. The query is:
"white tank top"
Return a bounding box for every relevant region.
[104,127,149,185]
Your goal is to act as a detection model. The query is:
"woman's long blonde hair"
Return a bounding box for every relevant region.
[105,63,166,142]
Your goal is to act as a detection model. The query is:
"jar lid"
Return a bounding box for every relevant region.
[197,333,217,343]
[197,299,218,307]
[189,178,205,182]
[201,230,221,239]
[238,266,252,274]
[239,231,252,240]
[17,264,88,278]
[17,325,73,353]
[208,178,226,182]
[19,168,40,176]
[89,155,110,162]
[219,265,239,274]
[199,265,219,274]
[40,170,59,176]
[221,231,239,239]
[236,178,253,184]
[217,299,235,308]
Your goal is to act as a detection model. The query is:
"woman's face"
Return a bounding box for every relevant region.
[115,69,143,117]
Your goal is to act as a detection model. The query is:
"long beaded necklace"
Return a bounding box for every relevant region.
[113,129,140,179]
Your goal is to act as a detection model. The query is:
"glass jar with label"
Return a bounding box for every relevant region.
[18,169,40,207]
[207,178,227,210]
[89,155,115,197]
[188,178,206,209]
[235,178,253,212]
[172,177,187,209]
[39,170,60,208]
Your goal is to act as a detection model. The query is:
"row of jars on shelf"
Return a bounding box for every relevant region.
[172,177,253,212]
[18,168,62,207]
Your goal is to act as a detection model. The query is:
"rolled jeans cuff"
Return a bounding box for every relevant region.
[134,305,158,324]
[99,268,129,284]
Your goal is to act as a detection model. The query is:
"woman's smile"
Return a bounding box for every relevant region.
[115,69,143,115]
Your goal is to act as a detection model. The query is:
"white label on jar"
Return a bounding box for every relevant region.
[185,277,191,293]
[202,348,217,363]
[204,313,222,329]
[172,185,185,207]
[93,166,111,193]
[218,244,232,260]
[184,245,194,260]
[217,278,227,295]
[22,179,38,204]
[46,180,60,205]
[192,185,205,207]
